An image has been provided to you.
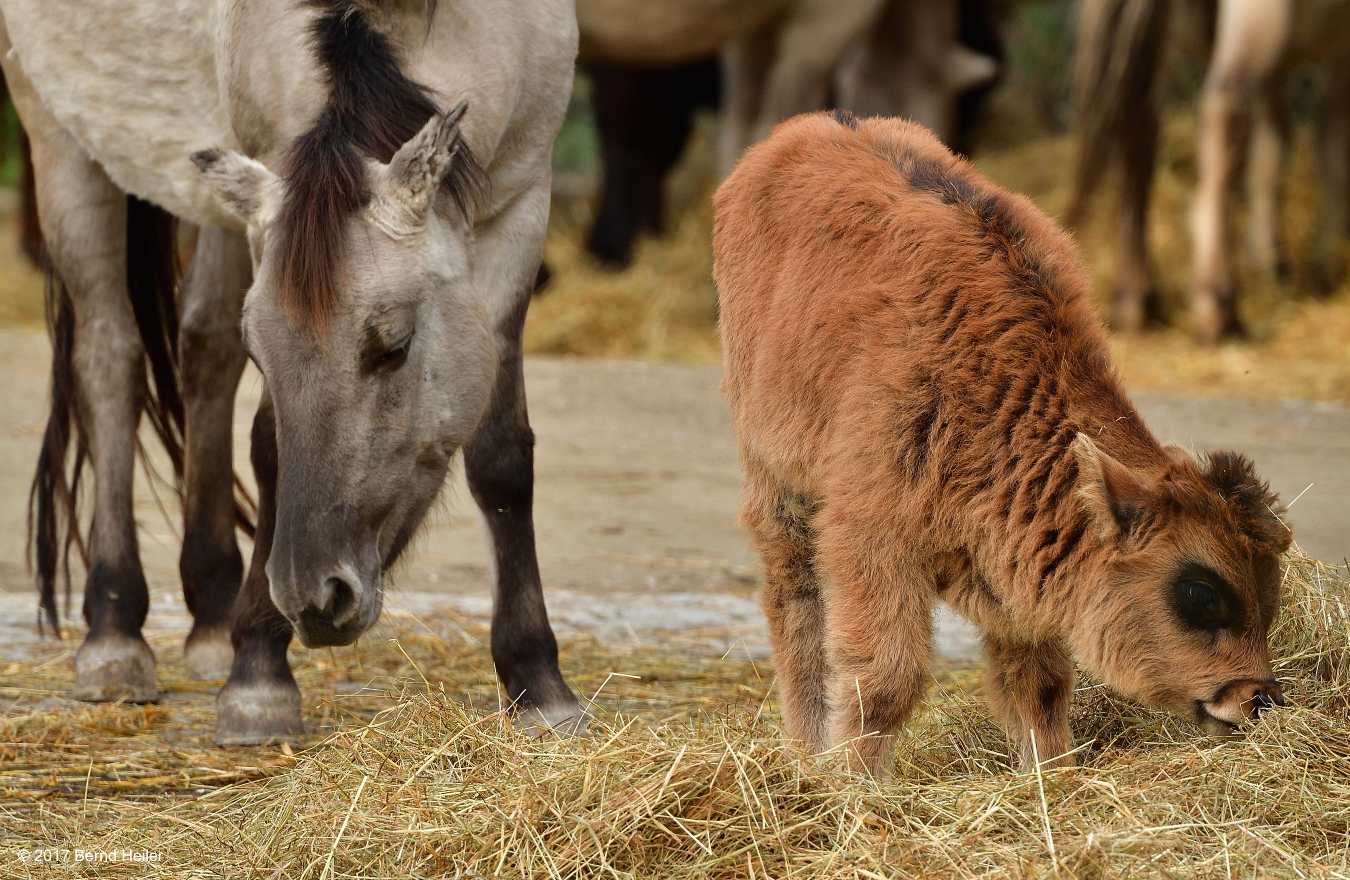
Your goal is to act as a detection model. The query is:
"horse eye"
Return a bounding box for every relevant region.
[371,333,413,372]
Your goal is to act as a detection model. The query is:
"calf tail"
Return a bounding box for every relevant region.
[1066,0,1170,227]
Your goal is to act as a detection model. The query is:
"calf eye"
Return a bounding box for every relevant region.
[1169,567,1242,633]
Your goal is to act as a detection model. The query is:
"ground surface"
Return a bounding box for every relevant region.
[2,324,1347,672]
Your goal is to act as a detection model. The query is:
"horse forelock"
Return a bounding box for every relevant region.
[274,0,485,333]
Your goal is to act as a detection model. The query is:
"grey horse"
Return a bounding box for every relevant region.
[2,0,584,743]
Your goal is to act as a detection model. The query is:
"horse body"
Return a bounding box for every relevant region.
[3,0,584,743]
[2,0,253,228]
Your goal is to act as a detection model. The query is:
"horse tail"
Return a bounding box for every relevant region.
[1066,0,1171,227]
[126,202,257,535]
[29,257,84,637]
[29,197,256,636]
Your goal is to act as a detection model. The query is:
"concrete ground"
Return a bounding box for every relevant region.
[1,325,1346,667]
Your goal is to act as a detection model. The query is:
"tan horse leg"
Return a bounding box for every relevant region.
[178,228,251,681]
[749,0,888,145]
[1244,83,1286,279]
[719,21,777,179]
[1190,0,1290,343]
[3,48,157,701]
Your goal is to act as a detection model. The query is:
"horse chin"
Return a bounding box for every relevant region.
[290,594,383,648]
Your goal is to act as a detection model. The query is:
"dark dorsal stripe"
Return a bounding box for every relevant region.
[276,0,485,332]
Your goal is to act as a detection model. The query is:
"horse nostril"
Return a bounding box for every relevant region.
[325,575,361,628]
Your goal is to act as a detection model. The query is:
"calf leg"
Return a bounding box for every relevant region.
[982,635,1075,771]
[741,458,829,749]
[466,306,583,733]
[817,516,934,775]
[178,227,251,680]
[215,388,303,744]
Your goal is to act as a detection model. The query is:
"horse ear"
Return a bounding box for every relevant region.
[191,148,280,226]
[366,101,467,238]
[1074,433,1154,541]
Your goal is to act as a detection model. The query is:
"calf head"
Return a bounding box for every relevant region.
[1069,435,1292,734]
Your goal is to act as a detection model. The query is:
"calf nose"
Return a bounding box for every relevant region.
[1249,681,1285,718]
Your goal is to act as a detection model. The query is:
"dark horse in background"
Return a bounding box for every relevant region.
[5,0,584,744]
[578,0,1005,268]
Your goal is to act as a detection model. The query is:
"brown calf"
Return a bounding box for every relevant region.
[714,111,1292,774]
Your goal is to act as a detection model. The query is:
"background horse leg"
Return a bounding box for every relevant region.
[1314,50,1350,295]
[215,389,303,745]
[1190,0,1289,343]
[469,187,583,733]
[747,0,888,145]
[178,228,251,680]
[1115,80,1163,332]
[1244,80,1286,280]
[16,94,156,701]
[586,60,719,266]
[719,21,777,179]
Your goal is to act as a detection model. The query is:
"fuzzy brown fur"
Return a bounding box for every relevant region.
[714,111,1292,774]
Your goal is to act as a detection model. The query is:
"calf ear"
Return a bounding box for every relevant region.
[1074,433,1153,541]
[191,148,281,227]
[366,101,467,238]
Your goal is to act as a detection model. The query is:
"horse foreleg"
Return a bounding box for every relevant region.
[465,339,584,734]
[1314,50,1350,295]
[215,388,303,745]
[178,227,251,680]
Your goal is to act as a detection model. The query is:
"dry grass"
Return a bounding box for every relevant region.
[527,112,1350,405]
[1,551,1346,878]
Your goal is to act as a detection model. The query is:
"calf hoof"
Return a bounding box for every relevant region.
[183,626,234,681]
[517,697,588,737]
[215,680,303,745]
[73,635,159,703]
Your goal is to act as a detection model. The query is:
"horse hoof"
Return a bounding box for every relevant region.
[72,635,159,703]
[215,680,303,745]
[518,698,588,737]
[183,626,234,681]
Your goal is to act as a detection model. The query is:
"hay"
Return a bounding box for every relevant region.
[2,551,1347,877]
